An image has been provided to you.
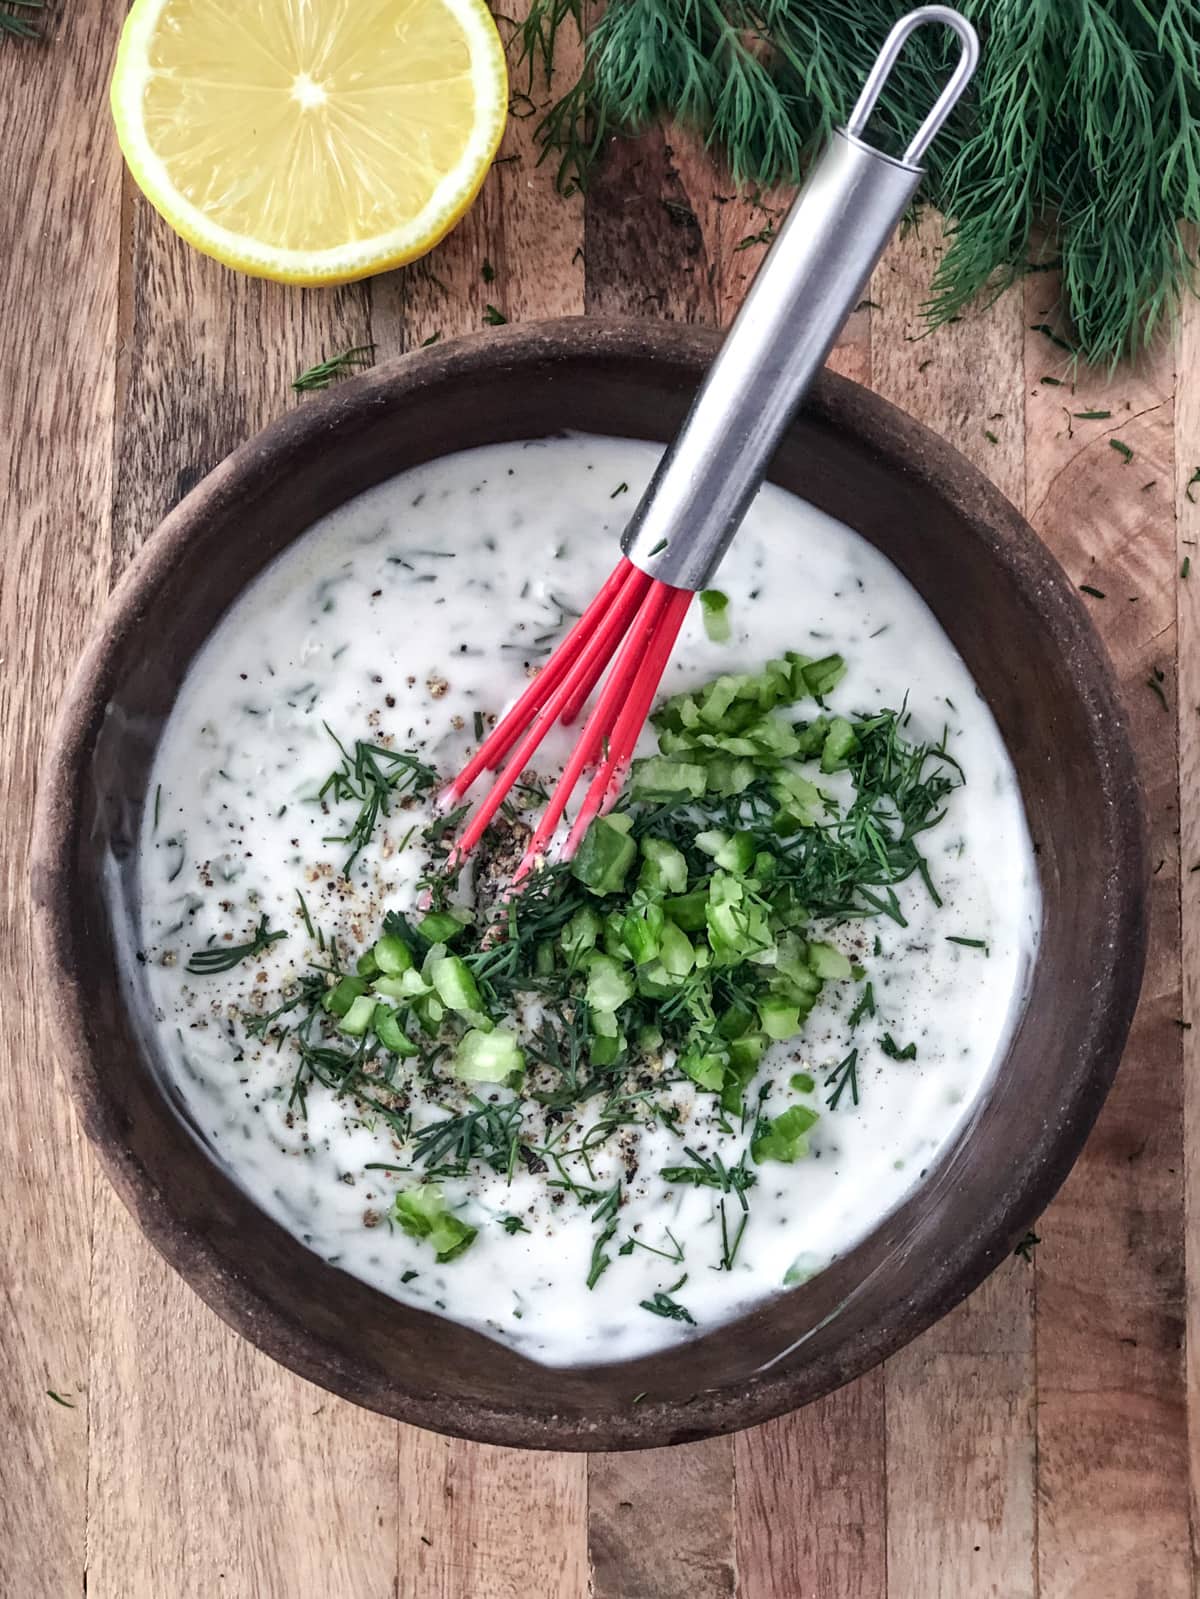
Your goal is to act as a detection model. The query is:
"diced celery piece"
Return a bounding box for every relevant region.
[453,1027,525,1083]
[802,654,846,698]
[373,934,414,976]
[679,1045,726,1091]
[591,1008,620,1038]
[562,905,601,961]
[630,756,707,802]
[665,888,708,932]
[751,1104,819,1164]
[393,1184,477,1262]
[323,974,367,1017]
[808,941,852,980]
[585,952,635,1012]
[373,1004,417,1057]
[534,940,555,977]
[636,961,677,999]
[356,947,380,979]
[702,755,757,796]
[430,954,485,1017]
[820,716,857,773]
[338,994,377,1036]
[700,588,731,642]
[758,995,801,1040]
[621,901,665,966]
[637,1024,664,1053]
[695,828,728,859]
[720,1045,762,1115]
[638,837,688,895]
[790,1071,815,1093]
[718,997,757,1040]
[714,830,756,874]
[706,874,772,964]
[419,910,468,945]
[771,771,822,832]
[591,1032,624,1066]
[658,919,695,978]
[413,992,444,1035]
[571,816,638,894]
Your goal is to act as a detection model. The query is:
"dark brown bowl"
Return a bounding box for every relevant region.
[32,319,1146,1450]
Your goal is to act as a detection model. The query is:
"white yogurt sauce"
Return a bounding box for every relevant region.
[133,434,1040,1367]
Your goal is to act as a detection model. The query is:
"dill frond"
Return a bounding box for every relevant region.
[523,0,1200,365]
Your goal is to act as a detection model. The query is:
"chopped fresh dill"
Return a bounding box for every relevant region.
[186,915,287,975]
[317,727,437,875]
[293,345,375,393]
[824,1049,859,1111]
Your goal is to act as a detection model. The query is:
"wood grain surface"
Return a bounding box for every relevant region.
[1,5,1194,1596]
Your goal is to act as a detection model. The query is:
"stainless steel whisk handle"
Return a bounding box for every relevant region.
[621,6,980,592]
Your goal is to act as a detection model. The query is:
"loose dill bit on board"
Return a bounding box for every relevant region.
[292,344,375,393]
[1013,1228,1040,1263]
[1109,439,1134,465]
[186,915,287,975]
[0,0,45,40]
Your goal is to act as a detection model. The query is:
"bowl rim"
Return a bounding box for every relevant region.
[31,316,1148,1449]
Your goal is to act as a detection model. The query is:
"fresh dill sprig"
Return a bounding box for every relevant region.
[660,1145,756,1204]
[412,1097,524,1177]
[639,1275,696,1324]
[587,1181,622,1288]
[293,345,375,393]
[186,915,287,975]
[824,1048,859,1112]
[1,0,45,40]
[317,728,438,875]
[522,0,1200,364]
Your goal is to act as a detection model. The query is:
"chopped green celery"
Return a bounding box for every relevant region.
[695,828,729,858]
[696,674,742,726]
[706,873,772,964]
[430,954,485,1016]
[808,941,852,980]
[658,919,695,977]
[571,815,638,894]
[601,915,629,959]
[771,770,822,832]
[802,654,846,698]
[373,967,429,1001]
[665,888,708,931]
[585,952,635,1012]
[774,932,810,984]
[637,1024,664,1053]
[338,994,377,1036]
[413,992,445,1035]
[714,831,756,874]
[790,1071,815,1093]
[718,997,758,1040]
[418,910,469,944]
[454,1027,525,1083]
[373,934,414,976]
[534,940,555,977]
[323,974,367,1017]
[591,1007,620,1038]
[629,756,707,802]
[700,588,731,642]
[752,1104,819,1164]
[621,901,665,965]
[753,850,778,881]
[720,1043,763,1114]
[591,1032,624,1066]
[393,1184,477,1263]
[636,961,678,999]
[373,1004,417,1056]
[356,947,379,979]
[562,905,601,961]
[679,1044,726,1091]
[702,755,757,796]
[793,717,830,758]
[639,836,688,894]
[758,995,801,1040]
[820,716,857,773]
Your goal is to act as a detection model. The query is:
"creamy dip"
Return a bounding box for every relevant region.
[133,434,1040,1367]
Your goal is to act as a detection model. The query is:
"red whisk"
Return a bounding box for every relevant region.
[442,6,979,881]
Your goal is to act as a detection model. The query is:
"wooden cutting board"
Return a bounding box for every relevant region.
[1,5,1194,1594]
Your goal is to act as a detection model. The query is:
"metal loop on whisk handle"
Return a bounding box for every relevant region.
[621,6,980,593]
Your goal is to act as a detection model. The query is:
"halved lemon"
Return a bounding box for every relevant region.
[110,0,508,284]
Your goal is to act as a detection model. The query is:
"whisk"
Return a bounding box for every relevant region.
[444,5,980,882]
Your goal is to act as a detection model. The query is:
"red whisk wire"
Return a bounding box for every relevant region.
[443,557,643,805]
[447,560,653,863]
[445,550,693,880]
[561,584,692,859]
